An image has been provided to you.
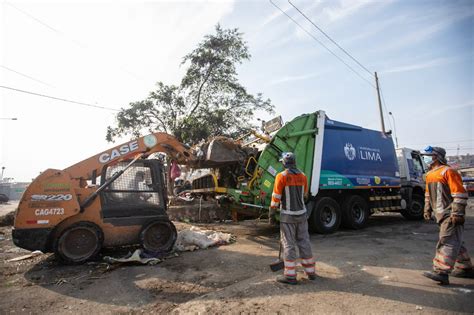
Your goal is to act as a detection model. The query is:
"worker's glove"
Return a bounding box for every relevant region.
[423,211,432,221]
[269,215,276,225]
[450,215,465,226]
[269,207,276,225]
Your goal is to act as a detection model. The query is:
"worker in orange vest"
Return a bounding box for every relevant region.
[422,146,473,285]
[270,152,316,285]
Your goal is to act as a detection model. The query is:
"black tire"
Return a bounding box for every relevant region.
[0,193,9,203]
[55,222,103,264]
[308,197,341,234]
[401,193,424,220]
[140,220,177,254]
[341,195,370,229]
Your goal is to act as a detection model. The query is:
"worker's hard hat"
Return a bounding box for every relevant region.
[280,152,296,167]
[423,146,447,164]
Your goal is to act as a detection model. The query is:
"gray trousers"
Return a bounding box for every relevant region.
[433,218,472,274]
[280,220,315,278]
[281,220,313,260]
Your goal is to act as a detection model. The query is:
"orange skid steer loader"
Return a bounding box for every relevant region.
[13,133,195,264]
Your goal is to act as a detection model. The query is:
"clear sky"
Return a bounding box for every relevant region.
[1,0,473,182]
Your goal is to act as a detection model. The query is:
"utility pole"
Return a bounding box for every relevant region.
[374,72,386,134]
[389,112,399,148]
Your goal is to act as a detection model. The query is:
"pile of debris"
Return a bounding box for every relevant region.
[0,210,15,227]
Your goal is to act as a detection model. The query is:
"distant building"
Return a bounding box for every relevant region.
[0,179,29,200]
[447,154,474,170]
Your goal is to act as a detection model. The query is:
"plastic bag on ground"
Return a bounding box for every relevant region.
[174,226,234,252]
[103,249,161,265]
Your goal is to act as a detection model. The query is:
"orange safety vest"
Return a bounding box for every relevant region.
[271,169,308,215]
[425,165,468,222]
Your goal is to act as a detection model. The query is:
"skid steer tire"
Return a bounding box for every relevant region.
[341,195,370,229]
[308,197,341,234]
[55,222,103,264]
[140,220,177,254]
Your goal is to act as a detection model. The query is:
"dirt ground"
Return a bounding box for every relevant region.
[1,201,473,314]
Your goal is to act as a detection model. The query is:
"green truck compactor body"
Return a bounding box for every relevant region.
[239,112,320,211]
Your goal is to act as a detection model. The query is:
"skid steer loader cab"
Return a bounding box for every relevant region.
[99,159,169,225]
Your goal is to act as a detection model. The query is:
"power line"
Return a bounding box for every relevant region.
[404,139,474,146]
[269,0,375,88]
[0,85,120,111]
[288,0,373,75]
[6,2,144,82]
[6,2,86,48]
[445,147,474,151]
[0,65,54,87]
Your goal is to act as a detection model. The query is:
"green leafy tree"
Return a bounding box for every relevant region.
[106,24,273,144]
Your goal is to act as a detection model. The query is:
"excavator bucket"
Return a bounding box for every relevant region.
[193,137,256,168]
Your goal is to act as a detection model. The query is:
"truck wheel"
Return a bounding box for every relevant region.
[55,222,103,264]
[309,197,341,234]
[140,220,177,254]
[341,195,369,229]
[401,194,424,220]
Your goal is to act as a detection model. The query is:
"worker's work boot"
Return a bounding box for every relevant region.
[276,275,297,285]
[422,271,449,285]
[307,274,317,281]
[451,269,474,279]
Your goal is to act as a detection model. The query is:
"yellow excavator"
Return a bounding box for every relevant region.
[13,133,195,263]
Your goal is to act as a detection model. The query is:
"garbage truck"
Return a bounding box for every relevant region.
[188,110,427,234]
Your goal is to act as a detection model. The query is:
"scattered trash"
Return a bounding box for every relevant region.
[6,247,25,253]
[101,226,234,265]
[0,211,15,227]
[8,250,43,262]
[412,232,428,235]
[416,305,423,310]
[178,195,195,202]
[56,279,68,286]
[0,235,4,241]
[451,287,472,294]
[174,226,235,252]
[94,262,120,273]
[103,249,161,265]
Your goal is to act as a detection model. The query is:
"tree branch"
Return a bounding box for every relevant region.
[189,63,214,117]
[148,111,169,134]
